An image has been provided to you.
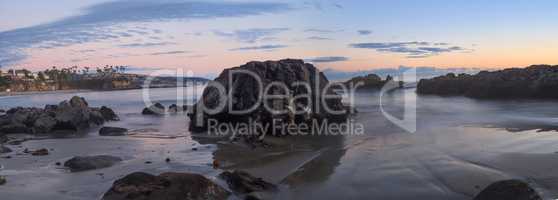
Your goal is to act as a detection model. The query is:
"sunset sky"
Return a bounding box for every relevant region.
[1,0,557,76]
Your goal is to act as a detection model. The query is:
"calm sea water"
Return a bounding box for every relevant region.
[2,87,558,199]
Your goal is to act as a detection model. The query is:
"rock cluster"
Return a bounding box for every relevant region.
[0,96,118,135]
[102,172,230,200]
[474,179,541,200]
[189,59,348,134]
[417,65,558,98]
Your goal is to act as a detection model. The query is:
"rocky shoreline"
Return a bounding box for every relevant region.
[417,65,558,99]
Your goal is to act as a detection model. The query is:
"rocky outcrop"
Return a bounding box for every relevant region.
[219,170,277,199]
[102,172,230,200]
[99,127,128,136]
[189,59,348,134]
[142,103,165,115]
[473,179,541,200]
[417,65,558,98]
[344,74,401,90]
[0,96,118,134]
[64,155,123,172]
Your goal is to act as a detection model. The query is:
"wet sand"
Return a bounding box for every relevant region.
[3,88,558,199]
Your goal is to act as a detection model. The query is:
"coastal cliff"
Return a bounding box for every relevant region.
[417,65,558,98]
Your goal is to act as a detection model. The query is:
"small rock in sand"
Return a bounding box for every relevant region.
[64,155,122,172]
[218,170,277,196]
[102,172,230,200]
[31,148,49,156]
[99,127,128,136]
[0,176,6,185]
[473,179,542,200]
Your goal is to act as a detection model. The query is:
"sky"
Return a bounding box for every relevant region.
[1,0,557,76]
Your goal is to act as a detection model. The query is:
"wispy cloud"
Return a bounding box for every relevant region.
[118,42,176,48]
[0,1,292,65]
[229,44,288,51]
[213,28,289,43]
[149,50,189,56]
[357,30,373,35]
[307,36,333,40]
[304,28,343,33]
[305,56,349,63]
[349,42,470,58]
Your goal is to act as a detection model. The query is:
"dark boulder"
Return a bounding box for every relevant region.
[417,65,558,99]
[142,103,165,115]
[102,172,230,200]
[64,155,123,172]
[100,106,119,121]
[219,170,277,195]
[189,59,348,134]
[99,127,128,136]
[168,104,179,113]
[473,179,541,200]
[0,176,6,185]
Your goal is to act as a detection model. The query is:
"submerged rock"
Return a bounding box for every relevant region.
[219,170,277,198]
[473,179,542,200]
[142,103,165,115]
[0,145,11,154]
[102,172,230,200]
[417,65,558,98]
[189,59,348,134]
[0,96,118,134]
[99,127,128,136]
[64,155,122,172]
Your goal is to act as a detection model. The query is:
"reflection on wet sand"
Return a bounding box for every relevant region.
[192,132,347,185]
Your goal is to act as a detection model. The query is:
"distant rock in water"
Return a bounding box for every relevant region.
[102,172,230,200]
[0,96,118,134]
[343,74,402,90]
[142,103,165,115]
[474,179,541,200]
[64,155,122,172]
[189,59,349,134]
[417,65,558,98]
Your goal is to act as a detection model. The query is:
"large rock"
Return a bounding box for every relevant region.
[102,172,230,200]
[0,96,118,134]
[473,179,542,200]
[189,59,348,134]
[64,155,123,172]
[99,127,128,136]
[417,65,558,98]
